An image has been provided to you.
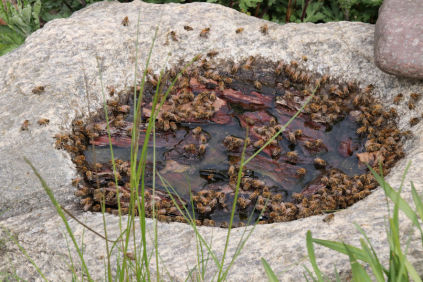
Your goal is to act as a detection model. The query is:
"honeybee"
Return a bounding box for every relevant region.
[198,144,206,154]
[275,61,284,75]
[199,27,210,38]
[253,139,265,148]
[253,80,262,90]
[21,120,30,131]
[287,131,296,144]
[322,213,334,223]
[294,129,302,137]
[170,121,177,131]
[235,27,244,34]
[363,84,374,94]
[286,151,298,163]
[356,126,367,135]
[169,31,178,41]
[32,85,45,94]
[302,55,308,62]
[231,62,240,74]
[314,158,326,168]
[260,24,268,35]
[410,92,421,101]
[37,118,50,126]
[321,74,329,84]
[408,102,415,110]
[184,25,193,31]
[242,56,255,70]
[296,167,306,177]
[271,147,281,157]
[207,50,219,57]
[393,93,403,104]
[121,16,129,26]
[237,197,251,209]
[409,117,420,127]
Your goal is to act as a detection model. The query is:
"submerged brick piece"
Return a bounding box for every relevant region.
[374,0,423,79]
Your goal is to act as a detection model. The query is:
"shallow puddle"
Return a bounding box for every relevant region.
[63,56,406,227]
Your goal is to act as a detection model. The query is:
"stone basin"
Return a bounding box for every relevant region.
[0,1,423,280]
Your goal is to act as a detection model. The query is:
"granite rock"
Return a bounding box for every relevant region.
[374,0,423,79]
[1,1,423,281]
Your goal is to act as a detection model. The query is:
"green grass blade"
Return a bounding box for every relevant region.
[1,226,48,281]
[343,243,371,282]
[306,231,323,282]
[311,238,370,263]
[24,157,92,281]
[261,258,280,282]
[404,259,422,282]
[368,166,423,236]
[411,182,423,222]
[358,239,384,282]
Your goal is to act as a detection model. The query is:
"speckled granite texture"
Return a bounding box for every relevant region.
[375,0,423,79]
[1,1,423,281]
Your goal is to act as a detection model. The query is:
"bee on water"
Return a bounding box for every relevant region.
[296,167,306,177]
[314,158,326,168]
[200,27,210,38]
[121,16,129,26]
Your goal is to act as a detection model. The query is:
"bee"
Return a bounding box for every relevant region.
[374,116,384,127]
[249,190,260,201]
[253,80,262,90]
[242,56,255,70]
[393,93,403,104]
[117,105,130,113]
[170,121,178,131]
[32,85,45,94]
[321,74,329,84]
[296,167,306,177]
[286,151,298,163]
[231,62,240,74]
[198,144,206,154]
[207,50,219,57]
[410,92,421,101]
[21,120,30,131]
[199,27,210,38]
[408,102,415,110]
[237,197,251,209]
[260,24,268,35]
[363,84,374,94]
[356,126,367,135]
[235,27,244,34]
[121,16,129,26]
[71,177,82,187]
[314,157,326,168]
[409,117,420,127]
[301,55,308,62]
[169,31,178,41]
[192,126,202,135]
[198,134,207,144]
[294,129,302,137]
[287,131,296,144]
[253,139,264,148]
[184,143,197,154]
[271,147,281,157]
[37,118,50,126]
[184,25,193,31]
[275,61,284,75]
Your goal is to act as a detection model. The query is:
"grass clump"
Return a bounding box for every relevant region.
[262,163,423,281]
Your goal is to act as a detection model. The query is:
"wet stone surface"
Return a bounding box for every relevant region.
[60,56,407,227]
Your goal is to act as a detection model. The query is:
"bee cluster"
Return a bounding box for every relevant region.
[59,54,411,227]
